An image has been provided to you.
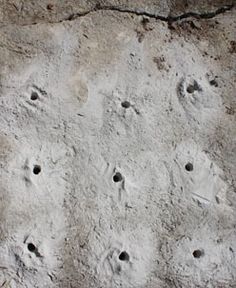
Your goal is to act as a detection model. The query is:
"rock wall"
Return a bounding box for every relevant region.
[0,1,236,287]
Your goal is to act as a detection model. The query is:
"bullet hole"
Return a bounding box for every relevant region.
[119,251,130,262]
[33,165,41,175]
[31,91,39,101]
[185,162,193,172]
[193,249,204,258]
[209,79,218,87]
[186,85,194,93]
[186,80,201,93]
[121,101,131,108]
[28,243,36,253]
[113,172,123,183]
[47,4,54,10]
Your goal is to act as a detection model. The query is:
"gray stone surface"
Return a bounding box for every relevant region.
[0,1,236,288]
[0,0,235,25]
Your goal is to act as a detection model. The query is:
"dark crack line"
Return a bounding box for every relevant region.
[3,3,235,27]
[62,3,234,23]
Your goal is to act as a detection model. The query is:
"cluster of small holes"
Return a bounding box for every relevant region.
[29,85,204,265]
[33,165,41,175]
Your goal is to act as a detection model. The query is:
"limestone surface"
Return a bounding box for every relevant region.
[0,1,235,288]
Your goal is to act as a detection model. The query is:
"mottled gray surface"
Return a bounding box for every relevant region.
[0,1,236,288]
[0,0,235,24]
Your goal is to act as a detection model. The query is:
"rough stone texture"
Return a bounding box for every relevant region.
[0,1,236,288]
[0,0,235,24]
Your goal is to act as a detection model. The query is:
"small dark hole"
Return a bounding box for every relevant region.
[33,165,41,175]
[185,162,193,172]
[186,85,195,94]
[119,251,129,262]
[121,101,131,108]
[193,249,203,258]
[47,4,54,10]
[209,79,218,87]
[28,243,36,253]
[113,172,122,183]
[31,91,39,101]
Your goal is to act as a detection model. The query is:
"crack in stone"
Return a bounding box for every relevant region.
[63,3,235,23]
[2,3,235,26]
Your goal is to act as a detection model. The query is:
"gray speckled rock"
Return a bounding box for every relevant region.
[0,1,235,288]
[0,0,234,24]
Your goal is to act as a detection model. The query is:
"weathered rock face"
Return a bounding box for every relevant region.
[0,1,235,288]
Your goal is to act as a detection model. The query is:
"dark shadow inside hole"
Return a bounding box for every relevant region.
[193,249,204,258]
[31,91,39,101]
[119,251,130,262]
[28,243,36,253]
[186,85,195,94]
[209,79,218,87]
[121,101,131,108]
[33,165,41,175]
[187,80,201,94]
[185,162,193,172]
[113,172,122,183]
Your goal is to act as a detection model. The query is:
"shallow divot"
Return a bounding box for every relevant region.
[186,85,195,93]
[209,79,218,87]
[27,243,36,253]
[31,91,39,101]
[185,162,193,172]
[121,101,131,109]
[33,165,41,175]
[113,172,123,183]
[119,251,130,262]
[186,80,201,94]
[193,249,204,258]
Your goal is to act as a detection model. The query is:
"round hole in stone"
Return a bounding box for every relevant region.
[193,249,204,258]
[33,165,41,175]
[31,91,39,101]
[119,251,130,262]
[186,85,195,94]
[185,162,193,172]
[28,243,36,253]
[209,79,218,87]
[121,101,131,108]
[113,172,122,183]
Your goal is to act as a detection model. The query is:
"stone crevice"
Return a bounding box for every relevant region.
[2,3,235,27]
[64,3,234,23]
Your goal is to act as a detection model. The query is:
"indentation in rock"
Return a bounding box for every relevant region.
[209,79,218,87]
[192,249,204,258]
[185,162,193,172]
[33,165,41,175]
[31,91,39,101]
[28,242,36,253]
[27,242,42,258]
[121,101,131,109]
[119,251,130,262]
[186,80,202,94]
[113,172,123,183]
